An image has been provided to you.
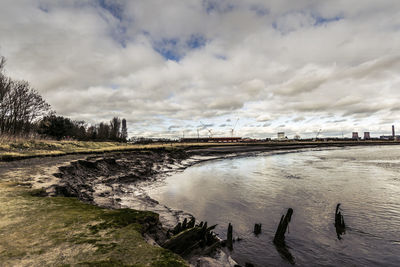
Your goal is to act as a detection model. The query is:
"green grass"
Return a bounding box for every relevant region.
[0,138,250,161]
[0,140,140,160]
[2,137,395,161]
[0,182,187,266]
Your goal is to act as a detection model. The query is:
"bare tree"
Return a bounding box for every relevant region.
[0,56,51,135]
[97,122,110,140]
[109,117,121,141]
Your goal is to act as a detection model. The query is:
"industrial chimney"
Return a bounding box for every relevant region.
[392,125,395,137]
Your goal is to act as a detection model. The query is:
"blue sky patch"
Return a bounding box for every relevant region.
[95,0,129,48]
[152,35,208,61]
[187,34,207,49]
[153,38,182,61]
[97,0,124,21]
[203,0,235,14]
[314,14,343,26]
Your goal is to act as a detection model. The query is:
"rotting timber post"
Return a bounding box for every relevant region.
[227,223,233,250]
[273,208,293,246]
[254,223,262,235]
[335,203,346,239]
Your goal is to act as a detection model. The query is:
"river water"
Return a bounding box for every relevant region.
[144,146,400,266]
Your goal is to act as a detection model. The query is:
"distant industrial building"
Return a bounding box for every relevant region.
[380,125,400,140]
[364,132,370,140]
[352,132,359,139]
[180,137,242,143]
[277,132,286,140]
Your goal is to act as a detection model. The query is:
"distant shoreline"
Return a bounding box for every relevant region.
[1,139,399,162]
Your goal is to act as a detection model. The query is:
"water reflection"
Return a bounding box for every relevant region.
[143,146,400,266]
[275,244,295,265]
[273,208,295,264]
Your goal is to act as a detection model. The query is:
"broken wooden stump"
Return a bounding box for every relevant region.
[227,223,233,250]
[164,220,220,256]
[335,203,346,239]
[273,208,293,246]
[254,223,262,235]
[171,217,196,236]
[188,217,195,228]
[182,218,188,230]
[172,222,182,235]
[163,227,205,254]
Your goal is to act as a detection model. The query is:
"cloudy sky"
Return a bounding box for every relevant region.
[1,0,400,139]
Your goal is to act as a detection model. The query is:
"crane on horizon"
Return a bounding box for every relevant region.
[314,129,322,141]
[230,118,239,137]
[200,121,213,138]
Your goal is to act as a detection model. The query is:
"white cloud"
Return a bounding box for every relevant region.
[1,0,399,138]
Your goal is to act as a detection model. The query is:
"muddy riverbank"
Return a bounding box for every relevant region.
[2,142,399,266]
[0,153,188,266]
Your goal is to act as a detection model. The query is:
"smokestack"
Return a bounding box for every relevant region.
[392,125,395,137]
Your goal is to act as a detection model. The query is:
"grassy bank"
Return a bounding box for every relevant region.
[0,139,138,160]
[0,139,212,161]
[0,180,187,266]
[1,138,399,161]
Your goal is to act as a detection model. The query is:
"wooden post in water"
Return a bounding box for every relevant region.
[188,217,195,228]
[182,218,188,230]
[173,222,182,235]
[273,208,293,246]
[335,203,346,239]
[335,204,345,228]
[227,223,233,250]
[254,223,262,235]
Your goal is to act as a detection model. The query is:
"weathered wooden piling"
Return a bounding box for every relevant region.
[188,217,195,228]
[227,223,233,250]
[335,203,345,228]
[273,208,293,246]
[173,222,182,235]
[254,223,262,235]
[163,221,220,256]
[182,218,188,230]
[335,203,345,239]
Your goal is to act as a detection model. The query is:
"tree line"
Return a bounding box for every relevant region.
[37,115,128,141]
[0,56,128,142]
